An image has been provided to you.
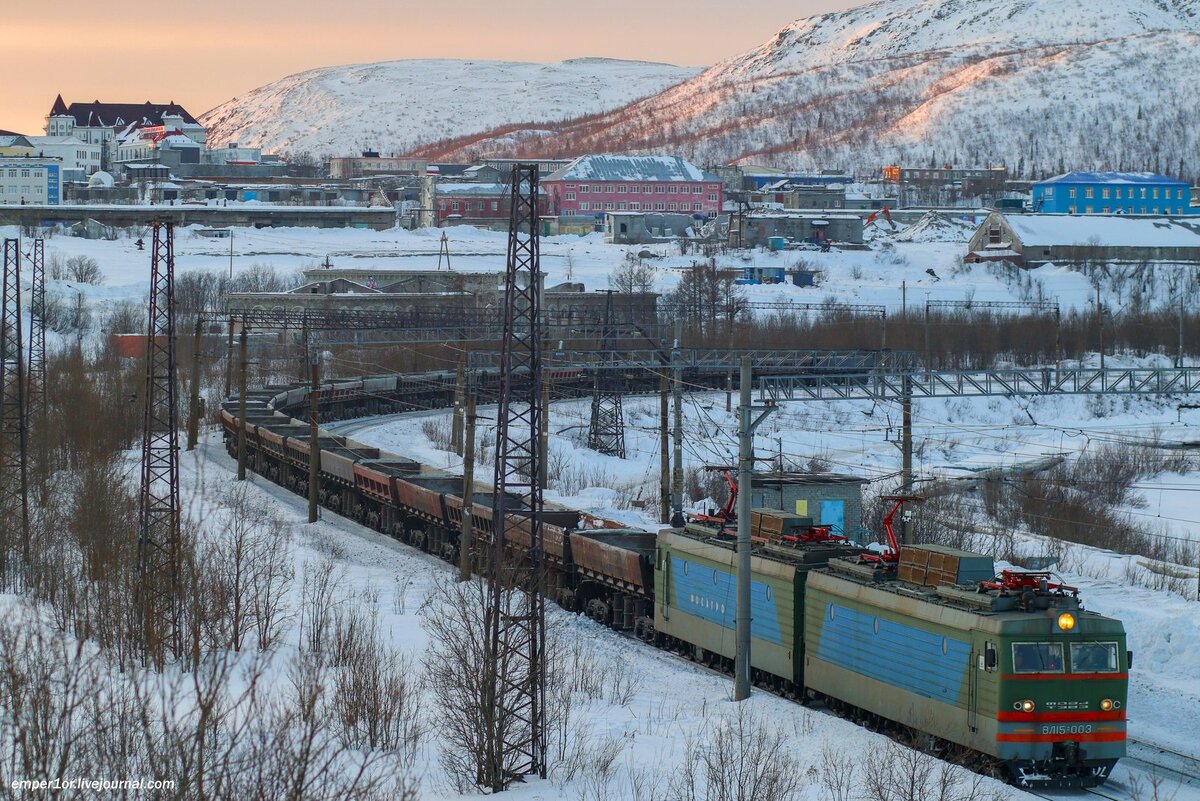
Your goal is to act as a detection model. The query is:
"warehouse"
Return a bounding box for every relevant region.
[966,211,1200,267]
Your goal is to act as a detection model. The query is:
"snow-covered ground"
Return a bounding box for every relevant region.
[3,217,1199,798]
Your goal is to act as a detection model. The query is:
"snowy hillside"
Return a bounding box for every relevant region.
[416,0,1200,181]
[200,58,699,157]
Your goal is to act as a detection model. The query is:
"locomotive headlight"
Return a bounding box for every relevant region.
[1021,699,1035,713]
[1100,699,1114,712]
[1057,612,1076,631]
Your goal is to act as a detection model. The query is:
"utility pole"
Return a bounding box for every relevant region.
[27,238,45,503]
[671,322,684,527]
[224,317,234,398]
[660,375,670,524]
[540,368,550,488]
[451,360,465,455]
[923,301,931,370]
[900,374,913,545]
[587,290,626,457]
[186,313,202,451]
[236,327,248,481]
[1179,292,1186,369]
[880,309,888,351]
[458,386,476,581]
[735,356,773,702]
[1096,285,1105,370]
[308,352,320,523]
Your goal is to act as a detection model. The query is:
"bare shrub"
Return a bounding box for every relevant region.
[65,255,104,285]
[420,416,452,451]
[862,739,1000,801]
[668,705,806,801]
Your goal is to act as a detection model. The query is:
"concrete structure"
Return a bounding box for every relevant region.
[0,158,62,205]
[329,152,428,179]
[1032,172,1194,215]
[26,135,102,177]
[544,155,723,219]
[0,203,395,230]
[747,472,868,537]
[742,212,863,247]
[884,165,1008,188]
[966,211,1200,267]
[604,212,705,244]
[0,134,35,157]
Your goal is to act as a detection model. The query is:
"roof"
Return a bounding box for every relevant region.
[1003,214,1200,248]
[48,98,199,128]
[0,135,33,148]
[436,182,510,196]
[546,154,718,184]
[0,129,25,138]
[1037,171,1188,186]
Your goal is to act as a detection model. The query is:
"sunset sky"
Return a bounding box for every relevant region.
[1,0,869,134]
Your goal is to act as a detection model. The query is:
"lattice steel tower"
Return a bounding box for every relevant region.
[0,240,28,584]
[587,289,626,458]
[484,165,546,789]
[137,222,181,664]
[27,239,45,420]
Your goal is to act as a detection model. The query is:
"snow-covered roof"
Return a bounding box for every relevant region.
[546,154,718,183]
[1037,171,1188,186]
[436,182,508,196]
[1005,215,1200,248]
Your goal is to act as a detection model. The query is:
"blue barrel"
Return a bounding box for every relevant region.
[768,236,787,252]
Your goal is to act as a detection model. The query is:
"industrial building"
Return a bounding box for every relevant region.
[1031,171,1195,215]
[966,211,1200,267]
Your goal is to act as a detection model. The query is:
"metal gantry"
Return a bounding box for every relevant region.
[27,239,45,421]
[471,347,916,373]
[0,239,28,583]
[587,290,626,458]
[758,366,1200,403]
[484,164,546,789]
[136,222,181,665]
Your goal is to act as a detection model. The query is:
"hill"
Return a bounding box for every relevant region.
[199,58,700,158]
[409,0,1200,181]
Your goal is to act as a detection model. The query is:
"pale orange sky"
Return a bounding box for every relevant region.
[0,0,869,134]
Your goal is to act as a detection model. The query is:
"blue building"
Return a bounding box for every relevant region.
[1033,172,1194,216]
[0,158,61,205]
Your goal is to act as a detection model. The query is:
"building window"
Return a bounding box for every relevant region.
[693,202,702,211]
[628,185,639,193]
[1068,188,1077,199]
[656,202,665,210]
[604,184,614,193]
[565,192,576,201]
[20,170,28,178]
[1044,187,1055,197]
[1141,188,1147,199]
[1102,207,1110,213]
[1178,207,1184,215]
[669,185,678,194]
[1153,188,1160,199]
[1142,206,1148,214]
[605,202,614,210]
[1101,188,1110,199]
[491,201,499,211]
[1085,206,1094,214]
[579,202,589,211]
[579,185,589,193]
[1084,187,1094,199]
[708,194,718,202]
[451,202,460,211]
[655,185,665,193]
[630,202,640,210]
[988,226,1002,245]
[618,185,626,193]
[617,202,626,210]
[668,202,677,211]
[1178,189,1185,200]
[693,186,703,194]
[1068,206,1076,214]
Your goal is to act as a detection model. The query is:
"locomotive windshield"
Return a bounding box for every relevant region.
[1070,642,1120,672]
[1012,642,1064,673]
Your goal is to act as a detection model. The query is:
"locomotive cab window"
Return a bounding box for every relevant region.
[1071,642,1120,673]
[1012,642,1064,673]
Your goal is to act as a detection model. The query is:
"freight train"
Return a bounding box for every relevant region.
[219,373,1128,789]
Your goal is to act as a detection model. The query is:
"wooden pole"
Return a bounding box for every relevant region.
[660,374,670,524]
[458,389,476,581]
[186,313,202,451]
[308,354,320,524]
[236,328,247,481]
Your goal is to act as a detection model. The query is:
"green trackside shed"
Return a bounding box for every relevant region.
[654,528,857,688]
[803,565,1128,788]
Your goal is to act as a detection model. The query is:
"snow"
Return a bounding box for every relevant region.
[5,212,1200,797]
[1006,215,1200,248]
[199,58,700,157]
[545,154,718,183]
